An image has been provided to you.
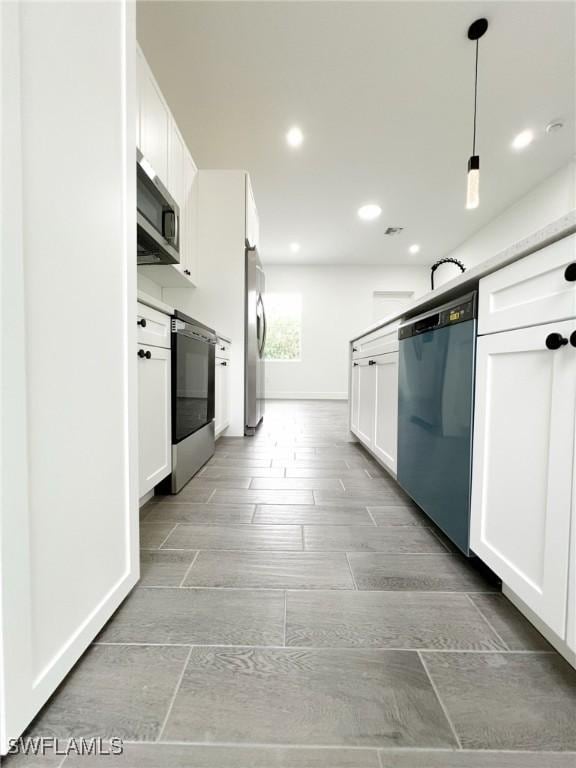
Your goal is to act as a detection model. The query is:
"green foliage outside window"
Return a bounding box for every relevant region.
[264,293,302,361]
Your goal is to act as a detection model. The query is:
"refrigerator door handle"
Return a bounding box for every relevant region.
[258,294,267,358]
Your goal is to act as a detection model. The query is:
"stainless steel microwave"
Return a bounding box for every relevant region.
[136,149,180,265]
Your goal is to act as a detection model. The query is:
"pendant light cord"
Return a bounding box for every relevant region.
[472,40,479,155]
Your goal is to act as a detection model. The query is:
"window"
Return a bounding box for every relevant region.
[264,293,302,361]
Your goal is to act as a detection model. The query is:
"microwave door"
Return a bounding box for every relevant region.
[136,152,180,265]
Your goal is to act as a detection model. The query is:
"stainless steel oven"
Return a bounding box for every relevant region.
[159,311,216,494]
[136,149,180,265]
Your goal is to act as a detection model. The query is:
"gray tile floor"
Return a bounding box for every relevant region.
[13,401,576,767]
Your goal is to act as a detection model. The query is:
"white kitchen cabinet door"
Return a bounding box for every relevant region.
[215,360,223,436]
[136,45,143,147]
[372,352,399,473]
[350,360,361,436]
[168,119,185,210]
[138,345,171,497]
[470,319,576,637]
[215,359,230,437]
[357,360,376,449]
[245,174,259,249]
[180,150,198,283]
[1,2,137,753]
[138,53,169,185]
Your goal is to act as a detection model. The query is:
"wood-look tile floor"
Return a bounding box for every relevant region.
[18,402,576,767]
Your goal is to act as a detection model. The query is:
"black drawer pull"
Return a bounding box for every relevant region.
[353,362,358,367]
[137,318,147,327]
[220,361,227,366]
[138,349,152,359]
[565,263,576,282]
[368,359,376,365]
[546,333,568,350]
[570,331,576,348]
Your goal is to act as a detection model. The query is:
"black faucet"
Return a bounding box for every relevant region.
[430,257,466,290]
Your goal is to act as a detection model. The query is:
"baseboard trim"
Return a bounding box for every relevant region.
[266,392,348,400]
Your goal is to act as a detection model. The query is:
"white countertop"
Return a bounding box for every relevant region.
[137,290,174,316]
[351,211,576,342]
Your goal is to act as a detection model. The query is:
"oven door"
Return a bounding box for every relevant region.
[173,328,215,444]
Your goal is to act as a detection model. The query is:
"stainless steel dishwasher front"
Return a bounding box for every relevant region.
[397,292,477,555]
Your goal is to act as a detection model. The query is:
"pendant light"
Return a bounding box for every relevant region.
[466,18,488,210]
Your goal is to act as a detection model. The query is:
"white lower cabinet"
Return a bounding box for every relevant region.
[138,344,171,497]
[470,319,576,637]
[349,351,398,473]
[215,349,230,438]
[357,359,376,448]
[372,352,399,473]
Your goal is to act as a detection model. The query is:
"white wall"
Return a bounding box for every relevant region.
[163,170,247,436]
[264,265,429,399]
[436,161,576,285]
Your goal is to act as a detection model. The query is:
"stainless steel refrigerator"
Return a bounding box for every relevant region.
[245,245,266,435]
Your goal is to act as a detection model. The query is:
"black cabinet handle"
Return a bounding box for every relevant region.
[138,349,146,358]
[353,362,358,367]
[352,346,358,352]
[184,269,191,276]
[546,333,568,350]
[138,349,152,359]
[220,361,227,366]
[145,350,152,359]
[565,263,576,282]
[570,331,576,348]
[137,318,147,327]
[220,346,226,351]
[368,359,376,365]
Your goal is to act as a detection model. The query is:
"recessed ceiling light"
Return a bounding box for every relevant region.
[408,244,421,255]
[358,204,382,221]
[512,129,534,150]
[286,126,304,148]
[290,242,301,253]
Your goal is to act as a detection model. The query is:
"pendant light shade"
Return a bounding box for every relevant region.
[466,155,480,209]
[466,19,488,209]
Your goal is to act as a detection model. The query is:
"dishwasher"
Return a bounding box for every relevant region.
[397,292,476,555]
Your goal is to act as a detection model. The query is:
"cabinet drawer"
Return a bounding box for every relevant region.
[478,234,576,335]
[216,338,231,360]
[352,322,400,359]
[137,303,171,348]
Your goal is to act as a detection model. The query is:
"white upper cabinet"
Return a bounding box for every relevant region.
[372,352,399,474]
[168,120,186,210]
[137,45,199,289]
[137,51,170,186]
[478,234,576,335]
[470,319,576,637]
[246,174,260,249]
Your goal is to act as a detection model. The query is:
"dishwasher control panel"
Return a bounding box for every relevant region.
[399,292,477,339]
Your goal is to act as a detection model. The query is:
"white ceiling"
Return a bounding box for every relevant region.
[137,1,575,265]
